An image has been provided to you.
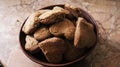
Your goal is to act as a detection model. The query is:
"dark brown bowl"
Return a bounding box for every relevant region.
[19,4,98,67]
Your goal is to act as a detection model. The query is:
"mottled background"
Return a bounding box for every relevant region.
[0,0,120,67]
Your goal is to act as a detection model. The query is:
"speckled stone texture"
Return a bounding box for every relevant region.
[0,0,120,67]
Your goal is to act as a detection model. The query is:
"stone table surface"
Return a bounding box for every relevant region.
[0,0,120,67]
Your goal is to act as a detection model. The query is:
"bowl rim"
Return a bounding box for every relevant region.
[19,4,98,67]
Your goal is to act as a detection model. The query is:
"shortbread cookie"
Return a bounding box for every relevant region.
[39,6,69,24]
[34,26,51,41]
[65,4,82,18]
[74,17,96,48]
[22,10,50,34]
[38,37,66,63]
[49,19,75,40]
[25,35,39,53]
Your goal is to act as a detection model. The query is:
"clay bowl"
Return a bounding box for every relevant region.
[19,4,98,67]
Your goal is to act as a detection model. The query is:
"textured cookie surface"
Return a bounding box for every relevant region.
[22,10,50,34]
[38,37,66,63]
[74,17,96,48]
[39,6,69,24]
[25,35,39,53]
[65,4,82,20]
[34,26,51,41]
[49,19,75,40]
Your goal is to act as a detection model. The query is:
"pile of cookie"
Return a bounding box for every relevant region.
[22,4,96,63]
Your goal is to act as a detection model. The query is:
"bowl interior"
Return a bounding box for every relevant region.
[19,5,98,66]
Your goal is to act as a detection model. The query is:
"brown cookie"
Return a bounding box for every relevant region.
[38,37,66,63]
[25,35,39,53]
[74,17,96,48]
[64,4,82,18]
[22,10,50,34]
[34,26,52,41]
[49,19,75,40]
[64,40,84,61]
[39,6,69,24]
